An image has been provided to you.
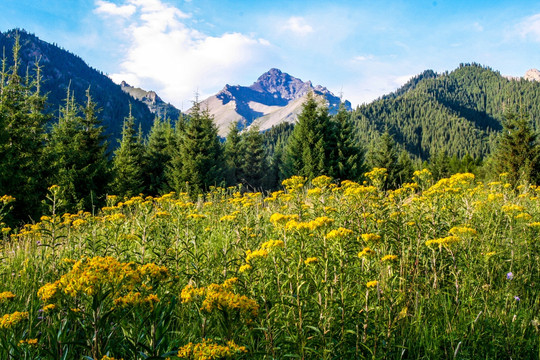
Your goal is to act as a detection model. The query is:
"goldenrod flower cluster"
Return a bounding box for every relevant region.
[37,257,168,304]
[326,227,353,239]
[219,214,237,222]
[181,279,259,317]
[285,216,334,232]
[245,249,269,263]
[260,239,284,250]
[304,257,318,265]
[101,356,124,360]
[0,195,15,204]
[449,226,477,236]
[425,235,460,247]
[0,311,28,329]
[18,338,38,346]
[501,204,525,213]
[381,255,398,262]
[358,247,375,258]
[177,338,247,360]
[0,291,15,303]
[312,175,333,188]
[269,212,298,226]
[366,280,378,288]
[113,292,160,309]
[282,176,306,192]
[361,233,381,242]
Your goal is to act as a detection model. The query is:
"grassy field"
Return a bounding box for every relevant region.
[0,169,539,359]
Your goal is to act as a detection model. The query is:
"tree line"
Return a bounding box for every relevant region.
[1,37,539,225]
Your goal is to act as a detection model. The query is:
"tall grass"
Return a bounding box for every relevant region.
[0,169,539,359]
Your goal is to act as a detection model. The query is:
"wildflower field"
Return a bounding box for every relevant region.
[0,170,539,359]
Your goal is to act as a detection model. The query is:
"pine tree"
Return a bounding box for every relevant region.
[239,125,267,190]
[143,116,175,195]
[0,34,48,220]
[171,100,225,194]
[494,111,539,185]
[224,121,243,186]
[45,88,110,212]
[366,131,403,190]
[111,105,144,198]
[428,149,450,180]
[284,92,336,179]
[333,102,365,181]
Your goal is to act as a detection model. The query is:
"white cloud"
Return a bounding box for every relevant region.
[473,22,484,32]
[94,0,136,18]
[352,54,375,62]
[282,16,314,36]
[518,13,540,42]
[95,0,272,108]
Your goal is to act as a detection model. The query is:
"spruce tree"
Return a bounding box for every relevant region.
[45,88,110,212]
[284,92,336,179]
[143,116,175,195]
[366,131,403,190]
[0,35,48,220]
[494,111,539,185]
[111,105,144,198]
[239,125,267,190]
[224,121,243,186]
[171,100,225,194]
[333,102,365,181]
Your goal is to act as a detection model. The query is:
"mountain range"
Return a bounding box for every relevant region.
[2,28,540,161]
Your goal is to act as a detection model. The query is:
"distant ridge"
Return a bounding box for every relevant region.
[120,81,181,120]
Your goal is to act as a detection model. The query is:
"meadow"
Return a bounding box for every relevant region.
[0,169,539,359]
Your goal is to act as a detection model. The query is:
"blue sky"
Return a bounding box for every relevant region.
[2,0,540,109]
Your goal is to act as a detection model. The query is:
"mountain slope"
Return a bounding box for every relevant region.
[199,68,351,135]
[120,81,181,120]
[0,29,154,142]
[353,64,540,160]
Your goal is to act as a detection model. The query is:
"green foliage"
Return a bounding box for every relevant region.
[224,122,243,186]
[353,64,540,161]
[493,111,540,185]
[284,92,336,179]
[366,132,404,190]
[333,102,365,182]
[142,116,176,195]
[0,34,48,221]
[169,100,225,195]
[1,172,539,358]
[45,88,110,213]
[111,105,144,198]
[238,125,267,190]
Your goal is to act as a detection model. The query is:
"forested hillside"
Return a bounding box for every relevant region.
[0,29,155,141]
[353,64,540,160]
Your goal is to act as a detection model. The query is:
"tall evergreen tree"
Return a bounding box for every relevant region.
[143,116,175,195]
[333,102,365,181]
[366,131,403,190]
[494,111,539,185]
[224,121,243,186]
[0,34,48,221]
[45,88,110,212]
[111,105,144,198]
[239,125,267,190]
[284,92,336,179]
[170,100,225,194]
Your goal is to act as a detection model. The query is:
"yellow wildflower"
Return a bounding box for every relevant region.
[0,311,28,328]
[304,257,318,265]
[0,291,15,303]
[381,255,398,262]
[326,227,353,239]
[366,280,378,288]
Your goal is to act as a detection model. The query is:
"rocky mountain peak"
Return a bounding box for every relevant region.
[250,68,312,101]
[524,68,540,81]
